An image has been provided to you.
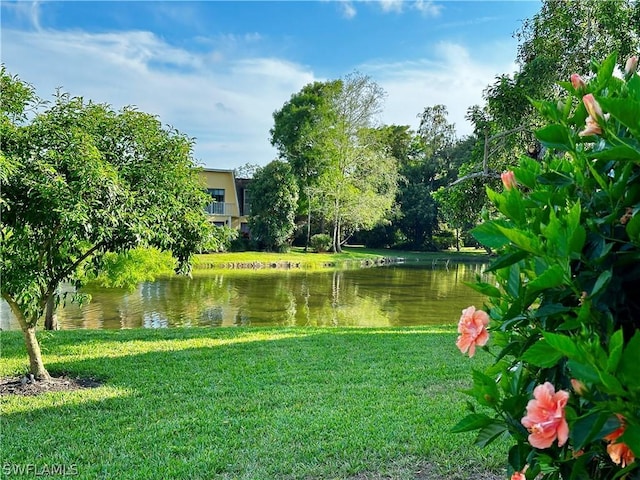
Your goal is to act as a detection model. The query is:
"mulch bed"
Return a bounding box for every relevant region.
[0,375,102,396]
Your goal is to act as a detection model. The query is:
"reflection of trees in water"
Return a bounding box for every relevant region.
[6,263,490,329]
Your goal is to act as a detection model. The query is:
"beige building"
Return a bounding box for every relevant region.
[199,168,250,233]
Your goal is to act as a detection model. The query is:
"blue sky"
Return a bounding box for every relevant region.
[1,1,541,170]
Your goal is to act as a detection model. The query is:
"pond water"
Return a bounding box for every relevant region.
[1,262,489,330]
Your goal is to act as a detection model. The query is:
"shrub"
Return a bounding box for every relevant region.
[433,230,455,250]
[310,233,332,253]
[453,53,640,479]
[202,226,239,253]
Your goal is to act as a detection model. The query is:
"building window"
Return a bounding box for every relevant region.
[242,188,251,216]
[240,222,250,234]
[206,189,225,215]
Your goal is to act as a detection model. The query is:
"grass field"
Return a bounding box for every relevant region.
[1,327,506,479]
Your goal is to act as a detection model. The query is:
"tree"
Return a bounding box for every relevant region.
[0,69,210,379]
[320,72,397,252]
[453,0,639,210]
[396,105,457,249]
[270,81,341,249]
[248,160,299,251]
[270,73,397,253]
[481,0,639,153]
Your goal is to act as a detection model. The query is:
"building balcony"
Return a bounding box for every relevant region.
[205,202,238,216]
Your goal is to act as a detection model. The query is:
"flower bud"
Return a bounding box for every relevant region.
[583,94,604,122]
[578,116,602,137]
[571,378,587,396]
[625,56,638,76]
[501,171,517,190]
[570,74,586,90]
[620,207,633,225]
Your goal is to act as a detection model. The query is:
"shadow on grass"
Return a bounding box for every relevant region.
[2,328,503,480]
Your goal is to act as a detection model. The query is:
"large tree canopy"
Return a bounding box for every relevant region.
[248,160,299,252]
[271,72,397,252]
[484,0,639,135]
[0,68,210,378]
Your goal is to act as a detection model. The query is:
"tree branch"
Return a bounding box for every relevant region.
[449,171,501,187]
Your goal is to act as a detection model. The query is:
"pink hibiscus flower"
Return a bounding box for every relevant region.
[521,382,570,449]
[455,306,490,357]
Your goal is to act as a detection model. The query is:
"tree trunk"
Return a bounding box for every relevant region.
[44,294,58,331]
[3,293,51,380]
[22,326,51,380]
[305,205,311,253]
[335,220,343,253]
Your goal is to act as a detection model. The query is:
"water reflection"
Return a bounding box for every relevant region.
[0,263,489,330]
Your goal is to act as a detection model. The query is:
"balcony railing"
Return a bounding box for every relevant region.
[205,202,237,216]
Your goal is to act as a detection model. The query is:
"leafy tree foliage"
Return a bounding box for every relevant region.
[270,80,341,249]
[442,0,639,237]
[0,69,210,378]
[271,73,397,252]
[248,160,299,251]
[396,105,459,249]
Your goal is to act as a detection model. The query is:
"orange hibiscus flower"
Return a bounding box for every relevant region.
[521,382,569,449]
[455,306,489,357]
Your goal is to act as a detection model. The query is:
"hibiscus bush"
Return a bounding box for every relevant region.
[453,52,640,479]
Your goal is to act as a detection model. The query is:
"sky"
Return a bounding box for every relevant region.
[1,0,542,170]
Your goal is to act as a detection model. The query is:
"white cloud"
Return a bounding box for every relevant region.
[340,1,358,19]
[1,28,315,169]
[414,0,442,17]
[374,0,442,16]
[363,41,517,137]
[2,22,518,171]
[379,0,404,13]
[1,0,42,30]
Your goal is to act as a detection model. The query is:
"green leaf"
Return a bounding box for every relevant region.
[506,263,521,299]
[496,226,542,255]
[591,270,612,297]
[596,52,617,89]
[571,411,609,451]
[598,97,640,136]
[597,370,625,396]
[472,222,510,249]
[537,171,574,187]
[586,144,640,161]
[474,422,507,448]
[627,211,640,243]
[543,332,581,359]
[513,156,540,189]
[607,329,624,373]
[628,73,640,99]
[451,413,493,433]
[620,424,640,463]
[568,360,601,384]
[618,330,640,389]
[535,124,572,150]
[485,250,529,273]
[569,225,586,255]
[508,443,531,472]
[464,281,501,298]
[527,265,566,295]
[522,340,563,367]
[471,369,501,407]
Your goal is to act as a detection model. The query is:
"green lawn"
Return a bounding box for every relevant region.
[1,327,506,479]
[194,246,488,270]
